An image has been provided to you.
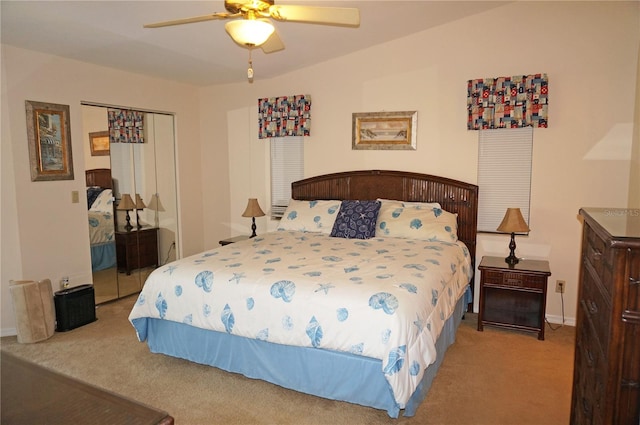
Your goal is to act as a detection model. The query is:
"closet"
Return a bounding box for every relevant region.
[82,104,179,304]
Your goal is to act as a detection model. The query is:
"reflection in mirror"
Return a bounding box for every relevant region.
[86,168,118,304]
[83,105,118,304]
[143,113,178,268]
[112,141,145,297]
[82,105,179,304]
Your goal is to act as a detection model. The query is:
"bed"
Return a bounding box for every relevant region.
[129,170,478,418]
[86,168,116,272]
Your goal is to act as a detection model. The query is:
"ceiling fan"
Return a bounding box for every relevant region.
[144,0,360,54]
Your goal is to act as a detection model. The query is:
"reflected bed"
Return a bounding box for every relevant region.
[86,169,116,272]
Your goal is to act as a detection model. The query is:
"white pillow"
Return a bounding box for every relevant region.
[377,198,442,209]
[376,202,458,242]
[89,189,113,213]
[277,199,341,234]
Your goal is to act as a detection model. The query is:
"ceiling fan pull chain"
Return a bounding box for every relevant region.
[247,49,254,83]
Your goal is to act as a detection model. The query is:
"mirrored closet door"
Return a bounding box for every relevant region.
[82,104,179,304]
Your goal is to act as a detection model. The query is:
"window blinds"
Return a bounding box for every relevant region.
[270,137,304,218]
[477,127,533,232]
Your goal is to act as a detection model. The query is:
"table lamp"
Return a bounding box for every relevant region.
[135,194,146,229]
[117,194,136,231]
[147,193,165,227]
[496,208,530,266]
[242,198,265,238]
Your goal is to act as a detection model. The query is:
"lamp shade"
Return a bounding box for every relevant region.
[242,198,265,218]
[147,193,165,212]
[225,19,274,47]
[134,194,146,209]
[117,194,135,210]
[497,208,530,233]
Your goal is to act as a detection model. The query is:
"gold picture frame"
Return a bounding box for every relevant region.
[352,111,417,150]
[89,131,110,156]
[25,100,74,181]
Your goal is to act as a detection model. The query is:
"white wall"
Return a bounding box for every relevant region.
[204,1,639,324]
[1,45,204,334]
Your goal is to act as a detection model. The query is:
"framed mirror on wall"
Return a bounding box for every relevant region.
[81,104,179,304]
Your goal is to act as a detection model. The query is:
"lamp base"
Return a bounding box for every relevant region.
[505,254,519,267]
[504,232,519,267]
[250,218,257,238]
[124,211,133,232]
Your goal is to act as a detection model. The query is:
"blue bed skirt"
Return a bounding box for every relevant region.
[132,287,469,418]
[91,242,116,272]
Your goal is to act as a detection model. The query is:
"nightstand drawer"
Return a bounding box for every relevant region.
[483,270,547,290]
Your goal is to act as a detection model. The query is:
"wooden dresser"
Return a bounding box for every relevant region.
[570,208,640,425]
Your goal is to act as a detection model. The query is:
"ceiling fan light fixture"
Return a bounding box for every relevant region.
[225,19,275,47]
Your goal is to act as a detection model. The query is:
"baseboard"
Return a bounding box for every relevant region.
[546,314,576,327]
[1,327,17,337]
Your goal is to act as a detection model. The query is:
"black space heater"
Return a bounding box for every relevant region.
[54,284,97,331]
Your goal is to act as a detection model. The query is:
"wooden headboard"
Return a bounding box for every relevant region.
[85,168,112,189]
[291,169,479,269]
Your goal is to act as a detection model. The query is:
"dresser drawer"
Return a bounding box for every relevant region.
[482,270,547,290]
[626,251,640,313]
[574,316,607,425]
[584,224,617,297]
[573,368,606,425]
[580,268,612,355]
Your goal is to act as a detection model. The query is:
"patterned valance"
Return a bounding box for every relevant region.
[108,109,144,143]
[258,95,311,139]
[467,74,548,130]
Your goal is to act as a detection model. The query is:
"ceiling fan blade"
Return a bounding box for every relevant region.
[269,5,360,27]
[144,13,234,28]
[261,30,285,54]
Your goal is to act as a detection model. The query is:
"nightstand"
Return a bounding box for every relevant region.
[115,226,158,275]
[218,235,250,246]
[477,256,551,340]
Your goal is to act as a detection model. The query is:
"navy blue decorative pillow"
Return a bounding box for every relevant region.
[86,186,105,210]
[330,200,381,239]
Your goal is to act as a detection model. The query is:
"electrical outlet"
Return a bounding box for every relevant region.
[556,280,565,293]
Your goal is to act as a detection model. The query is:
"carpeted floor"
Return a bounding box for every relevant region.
[1,295,575,425]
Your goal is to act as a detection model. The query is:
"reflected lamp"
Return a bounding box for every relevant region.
[135,194,146,229]
[117,194,136,231]
[147,193,165,227]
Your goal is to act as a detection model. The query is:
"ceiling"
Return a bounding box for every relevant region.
[1,1,507,86]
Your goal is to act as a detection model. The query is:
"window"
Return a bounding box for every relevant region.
[477,127,533,233]
[270,137,304,218]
